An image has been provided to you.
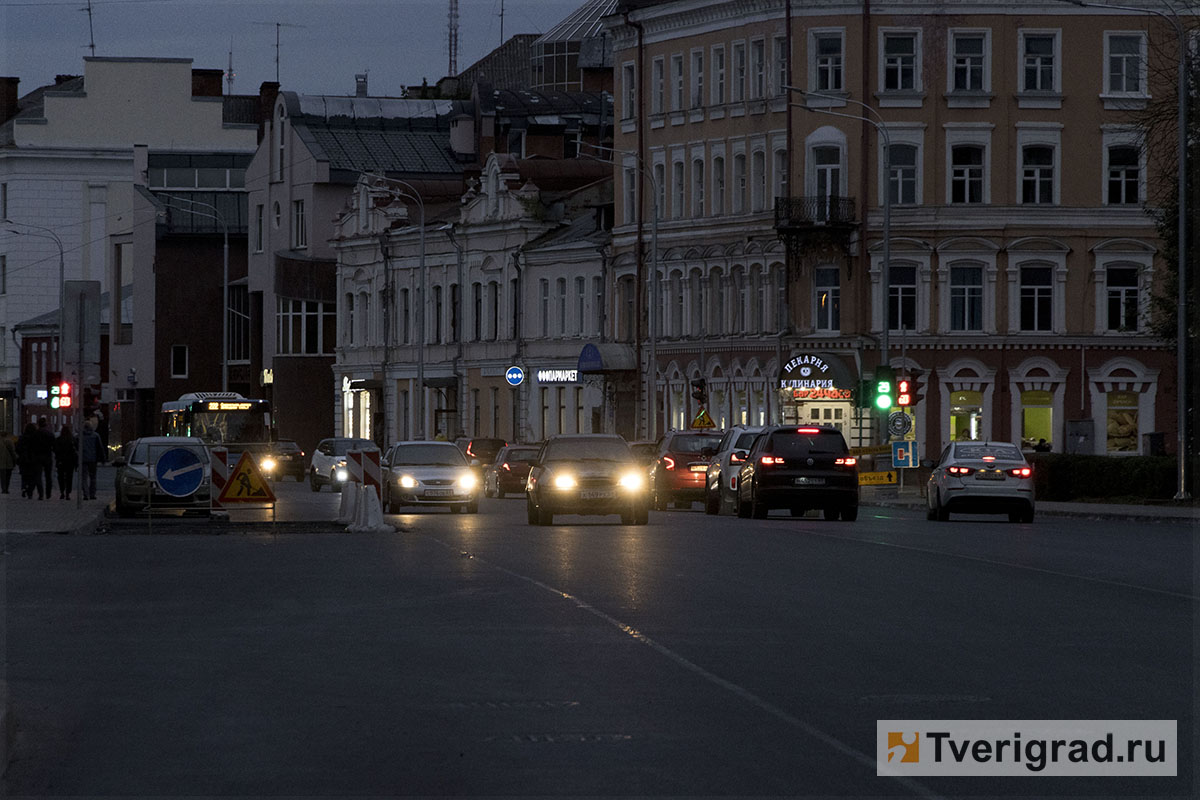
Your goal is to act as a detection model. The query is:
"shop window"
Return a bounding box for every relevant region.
[1106,391,1139,452]
[949,390,984,441]
[1020,389,1053,451]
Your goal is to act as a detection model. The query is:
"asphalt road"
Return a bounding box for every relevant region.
[4,493,1194,798]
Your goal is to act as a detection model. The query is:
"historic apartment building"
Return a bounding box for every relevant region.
[606,0,1187,458]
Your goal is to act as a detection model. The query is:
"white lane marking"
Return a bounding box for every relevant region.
[421,533,945,800]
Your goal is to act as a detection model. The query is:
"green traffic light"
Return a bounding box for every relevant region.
[874,393,892,410]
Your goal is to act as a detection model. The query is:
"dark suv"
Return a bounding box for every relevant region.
[735,426,858,520]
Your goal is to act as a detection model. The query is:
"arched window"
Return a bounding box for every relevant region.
[751,150,766,212]
[730,267,746,333]
[670,272,683,338]
[618,275,636,341]
[710,267,725,335]
[689,268,704,336]
[345,292,355,345]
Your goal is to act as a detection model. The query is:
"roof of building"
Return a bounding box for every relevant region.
[455,33,537,92]
[535,0,619,45]
[484,88,612,128]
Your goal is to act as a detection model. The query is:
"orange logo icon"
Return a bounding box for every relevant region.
[887,732,920,763]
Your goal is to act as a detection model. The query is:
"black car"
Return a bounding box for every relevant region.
[525,434,650,526]
[735,425,859,520]
[264,439,306,481]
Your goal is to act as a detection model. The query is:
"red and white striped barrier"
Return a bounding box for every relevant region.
[362,449,381,500]
[346,449,365,485]
[211,447,229,509]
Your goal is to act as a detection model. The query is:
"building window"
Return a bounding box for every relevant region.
[773,35,788,95]
[0,182,6,218]
[750,39,765,99]
[712,156,725,215]
[732,153,746,213]
[690,49,704,108]
[292,200,306,247]
[488,281,499,341]
[400,288,410,344]
[1106,391,1140,452]
[557,277,567,335]
[1021,145,1054,205]
[813,32,843,92]
[950,145,985,204]
[671,53,684,111]
[540,279,549,337]
[949,265,983,331]
[0,255,5,296]
[471,282,482,340]
[277,298,335,355]
[951,32,986,91]
[228,284,250,362]
[432,285,443,343]
[751,150,766,212]
[672,160,684,219]
[651,161,665,219]
[1022,33,1056,92]
[888,143,918,205]
[1106,33,1144,94]
[814,267,840,332]
[171,345,188,378]
[732,42,746,102]
[773,149,787,204]
[622,167,636,225]
[691,158,705,217]
[575,277,585,335]
[888,264,917,331]
[712,45,726,105]
[621,63,637,119]
[593,276,603,334]
[883,32,917,91]
[1019,265,1053,331]
[254,204,264,252]
[272,201,281,228]
[1106,266,1140,331]
[651,57,664,114]
[450,283,460,342]
[1107,146,1140,205]
[618,275,636,341]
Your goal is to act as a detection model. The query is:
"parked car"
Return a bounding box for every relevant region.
[704,425,767,514]
[259,439,305,481]
[462,437,507,466]
[381,441,479,513]
[483,444,540,498]
[525,434,650,526]
[113,436,212,517]
[629,441,659,467]
[309,437,378,492]
[925,441,1035,523]
[736,426,859,520]
[650,431,724,510]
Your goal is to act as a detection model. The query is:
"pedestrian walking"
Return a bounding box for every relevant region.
[0,429,17,493]
[80,421,103,501]
[16,423,43,499]
[55,424,78,500]
[34,417,55,500]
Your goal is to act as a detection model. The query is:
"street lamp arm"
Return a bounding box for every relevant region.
[3,218,67,376]
[782,85,888,128]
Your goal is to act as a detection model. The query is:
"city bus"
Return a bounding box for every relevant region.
[161,392,273,459]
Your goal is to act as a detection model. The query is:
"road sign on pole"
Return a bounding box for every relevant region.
[505,366,524,387]
[155,447,206,498]
[217,451,276,504]
[892,441,918,469]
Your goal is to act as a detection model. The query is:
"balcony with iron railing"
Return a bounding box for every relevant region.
[773,195,857,231]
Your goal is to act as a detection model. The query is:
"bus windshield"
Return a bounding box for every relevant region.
[188,410,269,445]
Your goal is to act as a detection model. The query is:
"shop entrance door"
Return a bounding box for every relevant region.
[798,401,848,434]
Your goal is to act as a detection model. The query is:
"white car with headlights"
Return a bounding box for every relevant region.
[381,441,480,513]
[309,437,377,492]
[925,441,1035,523]
[524,434,650,526]
[113,436,211,517]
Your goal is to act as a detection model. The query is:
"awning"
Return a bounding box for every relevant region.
[578,342,636,373]
[423,376,458,389]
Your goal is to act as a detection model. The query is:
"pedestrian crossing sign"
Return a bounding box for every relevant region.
[217,451,277,504]
[691,408,716,429]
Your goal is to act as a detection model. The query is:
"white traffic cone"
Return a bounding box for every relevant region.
[338,483,359,524]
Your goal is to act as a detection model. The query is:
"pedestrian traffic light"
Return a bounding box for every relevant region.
[873,366,895,411]
[690,377,707,407]
[46,371,72,410]
[897,377,912,407]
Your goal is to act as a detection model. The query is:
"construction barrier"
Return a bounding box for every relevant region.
[337,482,359,524]
[348,484,392,533]
[362,449,382,500]
[211,447,229,510]
[346,449,365,485]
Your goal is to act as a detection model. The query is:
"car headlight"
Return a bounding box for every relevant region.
[260,457,276,472]
[121,472,149,487]
[618,471,645,491]
[399,475,417,489]
[457,471,478,490]
[553,473,577,489]
[335,469,349,482]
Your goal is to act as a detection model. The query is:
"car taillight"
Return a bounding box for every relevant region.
[1008,467,1032,478]
[835,456,857,467]
[796,427,820,434]
[760,455,784,466]
[662,455,676,470]
[502,462,511,471]
[947,466,975,476]
[730,452,744,463]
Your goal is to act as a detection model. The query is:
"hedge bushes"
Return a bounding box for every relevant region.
[1028,453,1178,502]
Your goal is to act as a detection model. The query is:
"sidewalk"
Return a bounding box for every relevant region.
[862,486,1198,521]
[1,465,118,535]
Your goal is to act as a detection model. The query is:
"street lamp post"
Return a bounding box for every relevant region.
[2,219,65,374]
[1057,0,1190,496]
[783,87,893,444]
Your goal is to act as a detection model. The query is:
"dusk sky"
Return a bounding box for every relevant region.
[3,0,589,97]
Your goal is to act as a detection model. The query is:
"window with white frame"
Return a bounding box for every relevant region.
[671,54,684,111]
[622,167,636,224]
[691,49,704,108]
[1020,31,1058,92]
[1106,265,1140,331]
[1021,145,1055,204]
[691,158,705,217]
[888,263,917,331]
[712,45,726,105]
[710,268,725,334]
[672,160,685,219]
[773,35,788,95]
[669,273,683,337]
[472,282,482,340]
[732,268,746,332]
[750,39,766,99]
[773,148,787,203]
[622,63,636,119]
[277,298,336,355]
[712,156,726,215]
[488,281,499,340]
[751,150,766,212]
[1019,265,1054,331]
[433,285,443,343]
[888,143,918,205]
[1106,33,1145,94]
[949,264,984,331]
[171,345,188,378]
[653,161,666,218]
[575,277,585,334]
[814,266,840,331]
[732,152,747,213]
[1106,144,1141,204]
[882,31,918,91]
[950,144,985,204]
[557,278,567,335]
[255,204,264,252]
[400,288,409,343]
[732,42,747,101]
[812,31,844,92]
[292,199,307,247]
[950,31,988,92]
[592,276,603,334]
[651,57,664,114]
[539,279,549,337]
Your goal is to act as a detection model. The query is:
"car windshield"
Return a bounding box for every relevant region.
[766,431,847,456]
[331,438,376,456]
[276,441,301,453]
[734,432,758,450]
[391,445,466,466]
[502,448,538,462]
[542,438,632,463]
[954,444,1024,461]
[666,434,722,453]
[129,441,208,465]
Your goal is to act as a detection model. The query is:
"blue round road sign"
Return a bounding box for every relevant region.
[505,366,525,387]
[155,447,205,498]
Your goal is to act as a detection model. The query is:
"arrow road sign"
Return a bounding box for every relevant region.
[155,447,205,498]
[505,366,525,387]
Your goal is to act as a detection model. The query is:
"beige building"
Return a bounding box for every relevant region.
[607,0,1186,458]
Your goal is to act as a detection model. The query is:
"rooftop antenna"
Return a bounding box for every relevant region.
[448,0,459,76]
[499,0,505,46]
[82,0,96,56]
[226,38,235,93]
[252,21,307,83]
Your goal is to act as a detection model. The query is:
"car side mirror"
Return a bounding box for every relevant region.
[920,459,935,468]
[733,449,748,460]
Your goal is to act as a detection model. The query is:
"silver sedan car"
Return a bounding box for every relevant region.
[381,441,480,514]
[704,425,766,514]
[114,436,212,516]
[925,441,1035,523]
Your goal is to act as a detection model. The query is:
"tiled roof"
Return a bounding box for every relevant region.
[306,127,462,174]
[536,0,619,45]
[456,33,537,91]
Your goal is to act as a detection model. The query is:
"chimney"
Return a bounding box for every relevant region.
[0,77,19,125]
[258,81,280,143]
[54,74,79,85]
[355,73,368,97]
[192,68,223,97]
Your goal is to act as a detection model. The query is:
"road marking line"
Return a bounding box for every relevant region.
[422,533,945,800]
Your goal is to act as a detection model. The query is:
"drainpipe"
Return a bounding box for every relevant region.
[378,232,391,445]
[625,10,646,439]
[511,247,526,442]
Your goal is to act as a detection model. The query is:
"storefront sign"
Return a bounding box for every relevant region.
[780,354,838,390]
[788,387,852,400]
[537,369,579,383]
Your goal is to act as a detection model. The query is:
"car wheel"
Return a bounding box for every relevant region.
[116,500,136,518]
[526,496,539,525]
[736,491,751,518]
[841,505,859,522]
[620,510,635,525]
[790,507,806,517]
[751,489,767,519]
[309,471,321,492]
[704,488,720,515]
[537,506,554,526]
[822,507,839,521]
[634,506,649,525]
[1021,507,1035,523]
[926,500,938,521]
[936,493,950,522]
[654,490,668,511]
[466,501,479,514]
[495,488,505,499]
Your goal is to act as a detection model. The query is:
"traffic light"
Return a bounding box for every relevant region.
[690,378,708,407]
[873,366,895,411]
[47,372,72,410]
[897,377,912,407]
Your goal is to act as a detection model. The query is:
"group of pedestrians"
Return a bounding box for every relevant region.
[0,417,104,500]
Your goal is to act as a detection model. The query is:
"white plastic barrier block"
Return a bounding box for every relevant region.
[338,482,359,524]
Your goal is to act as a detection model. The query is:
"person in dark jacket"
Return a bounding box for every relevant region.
[34,417,55,500]
[79,422,103,501]
[16,423,43,499]
[54,424,78,500]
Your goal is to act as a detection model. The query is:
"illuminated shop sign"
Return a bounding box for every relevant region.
[537,369,579,383]
[780,354,835,389]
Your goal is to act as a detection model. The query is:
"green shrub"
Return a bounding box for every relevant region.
[1029,454,1176,502]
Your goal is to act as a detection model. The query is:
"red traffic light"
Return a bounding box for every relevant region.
[897,378,912,407]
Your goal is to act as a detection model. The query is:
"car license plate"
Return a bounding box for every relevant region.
[794,477,825,485]
[689,464,708,472]
[424,488,454,497]
[580,490,614,500]
[976,471,1005,481]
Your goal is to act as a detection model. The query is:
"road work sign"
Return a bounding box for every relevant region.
[217,451,276,504]
[859,470,898,486]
